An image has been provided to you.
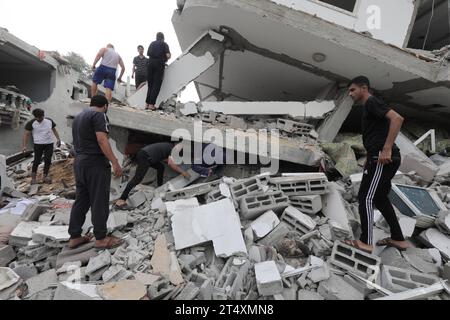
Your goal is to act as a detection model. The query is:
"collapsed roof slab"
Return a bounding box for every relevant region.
[67,103,324,167]
[199,101,336,119]
[172,0,450,110]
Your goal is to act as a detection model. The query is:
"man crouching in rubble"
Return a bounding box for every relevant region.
[68,95,124,250]
[347,76,410,254]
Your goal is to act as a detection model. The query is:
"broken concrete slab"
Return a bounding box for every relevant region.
[56,242,97,269]
[25,269,57,297]
[127,190,147,208]
[102,265,132,283]
[308,257,331,283]
[167,169,201,192]
[171,199,247,258]
[200,101,337,119]
[134,273,161,286]
[297,289,325,300]
[255,261,283,297]
[0,245,16,267]
[85,250,111,277]
[165,198,199,217]
[21,204,47,222]
[402,248,440,275]
[249,210,280,240]
[150,234,185,286]
[322,182,352,238]
[12,264,38,281]
[436,211,450,235]
[379,247,414,270]
[258,222,291,246]
[9,221,43,247]
[53,283,94,300]
[0,267,20,291]
[97,280,147,300]
[175,282,200,300]
[317,273,364,300]
[419,228,450,260]
[31,226,70,245]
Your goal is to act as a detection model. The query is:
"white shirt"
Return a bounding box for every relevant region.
[25,118,56,145]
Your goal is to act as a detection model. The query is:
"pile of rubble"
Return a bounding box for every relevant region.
[1,147,450,300]
[0,86,32,130]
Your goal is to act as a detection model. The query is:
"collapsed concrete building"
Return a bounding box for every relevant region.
[1,0,450,301]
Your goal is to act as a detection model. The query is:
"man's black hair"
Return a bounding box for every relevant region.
[90,95,109,108]
[32,108,45,118]
[350,76,371,89]
[156,32,165,41]
[137,45,144,50]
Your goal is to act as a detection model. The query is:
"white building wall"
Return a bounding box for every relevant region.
[271,0,417,48]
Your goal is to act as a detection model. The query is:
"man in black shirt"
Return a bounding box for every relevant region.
[347,76,409,254]
[132,45,149,90]
[69,95,124,250]
[145,32,171,111]
[114,142,190,209]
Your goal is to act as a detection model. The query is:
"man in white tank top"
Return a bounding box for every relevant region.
[91,44,125,102]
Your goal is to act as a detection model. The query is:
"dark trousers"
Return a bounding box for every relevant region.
[69,161,111,240]
[358,154,404,245]
[145,61,165,105]
[135,74,147,89]
[32,143,54,175]
[120,150,164,200]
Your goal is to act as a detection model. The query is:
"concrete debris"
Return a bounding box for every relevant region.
[97,280,147,300]
[249,211,280,240]
[381,265,440,293]
[0,267,20,291]
[255,261,283,297]
[0,245,16,267]
[25,269,57,297]
[318,273,364,300]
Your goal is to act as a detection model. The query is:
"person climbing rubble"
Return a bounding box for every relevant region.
[68,95,124,251]
[114,141,190,209]
[346,76,410,254]
[22,108,61,185]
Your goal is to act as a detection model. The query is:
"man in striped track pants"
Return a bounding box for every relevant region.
[346,76,410,254]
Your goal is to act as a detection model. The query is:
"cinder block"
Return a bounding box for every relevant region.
[258,222,291,246]
[280,206,317,235]
[255,261,283,296]
[330,241,381,279]
[214,258,250,300]
[276,119,314,135]
[230,177,266,207]
[206,188,226,203]
[289,195,322,214]
[240,191,290,220]
[0,245,16,267]
[165,183,216,201]
[381,265,440,293]
[270,174,328,196]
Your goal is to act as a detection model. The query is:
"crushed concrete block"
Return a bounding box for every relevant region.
[330,241,381,279]
[402,248,440,275]
[102,265,132,283]
[255,261,283,297]
[381,265,440,293]
[134,273,161,286]
[12,264,38,281]
[322,183,352,238]
[150,234,185,286]
[97,280,147,300]
[31,226,70,246]
[276,118,314,135]
[54,283,94,300]
[167,169,201,192]
[249,210,280,240]
[151,197,167,213]
[56,242,97,269]
[22,204,47,222]
[240,191,290,220]
[230,177,267,207]
[289,195,322,214]
[172,199,247,258]
[175,282,200,300]
[317,273,364,300]
[85,250,111,277]
[25,269,57,296]
[165,182,216,201]
[165,198,199,216]
[0,267,20,291]
[270,173,328,196]
[127,191,147,208]
[9,221,43,247]
[281,206,317,235]
[307,257,330,283]
[0,245,16,267]
[214,258,250,300]
[419,228,450,259]
[298,289,325,300]
[258,222,291,246]
[147,279,174,300]
[107,211,128,232]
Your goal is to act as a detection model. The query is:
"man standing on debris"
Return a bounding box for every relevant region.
[347,76,409,254]
[145,32,171,111]
[114,142,190,209]
[22,108,61,185]
[91,44,125,102]
[132,45,149,90]
[69,95,124,250]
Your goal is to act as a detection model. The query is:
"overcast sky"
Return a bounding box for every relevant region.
[0,0,197,101]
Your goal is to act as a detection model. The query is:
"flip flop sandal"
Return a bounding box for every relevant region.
[95,236,124,251]
[68,234,94,250]
[376,238,408,252]
[343,240,373,254]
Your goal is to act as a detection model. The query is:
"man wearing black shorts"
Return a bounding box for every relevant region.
[347,76,410,254]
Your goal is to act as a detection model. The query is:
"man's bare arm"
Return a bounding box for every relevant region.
[379,109,404,164]
[167,156,190,178]
[52,128,61,147]
[92,48,106,70]
[117,57,125,82]
[22,130,31,152]
[96,132,122,177]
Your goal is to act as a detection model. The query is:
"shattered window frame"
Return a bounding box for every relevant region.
[389,184,447,218]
